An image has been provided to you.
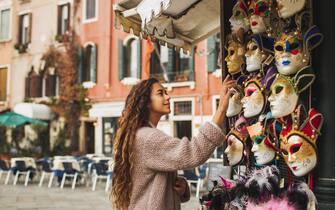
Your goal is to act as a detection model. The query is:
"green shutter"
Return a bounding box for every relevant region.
[76,46,84,83]
[188,48,195,81]
[137,40,142,79]
[90,44,97,83]
[118,40,125,80]
[167,48,175,81]
[207,36,217,73]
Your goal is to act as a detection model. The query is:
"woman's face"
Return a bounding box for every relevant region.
[248,0,270,34]
[149,83,171,115]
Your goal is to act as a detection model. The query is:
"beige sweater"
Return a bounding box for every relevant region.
[129,122,225,210]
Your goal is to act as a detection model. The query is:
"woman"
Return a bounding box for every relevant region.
[112,76,235,210]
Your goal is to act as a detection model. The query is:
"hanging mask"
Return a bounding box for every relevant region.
[248,0,272,34]
[241,66,277,118]
[225,117,248,166]
[227,75,247,117]
[269,66,315,118]
[245,35,274,72]
[274,26,323,75]
[247,122,277,164]
[280,108,323,177]
[229,0,250,34]
[276,0,306,19]
[225,37,246,75]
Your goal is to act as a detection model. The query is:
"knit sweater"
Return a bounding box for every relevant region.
[129,122,225,210]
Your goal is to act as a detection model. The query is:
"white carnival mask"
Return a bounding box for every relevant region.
[227,88,243,117]
[245,39,265,72]
[247,122,276,165]
[241,82,265,118]
[274,34,306,75]
[248,0,272,34]
[280,108,323,177]
[268,75,299,118]
[276,0,306,19]
[229,0,249,33]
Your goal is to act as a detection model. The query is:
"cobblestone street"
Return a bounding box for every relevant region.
[0,177,201,210]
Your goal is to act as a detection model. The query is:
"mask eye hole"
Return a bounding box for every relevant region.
[275,86,284,94]
[251,45,258,51]
[234,10,241,17]
[254,136,263,144]
[282,150,288,156]
[228,139,233,146]
[258,4,267,13]
[275,45,284,52]
[229,49,235,56]
[290,143,302,154]
[248,8,254,14]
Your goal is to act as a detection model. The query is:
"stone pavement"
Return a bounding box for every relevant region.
[0,177,202,210]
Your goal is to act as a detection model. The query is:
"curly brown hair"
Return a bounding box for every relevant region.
[111,78,159,210]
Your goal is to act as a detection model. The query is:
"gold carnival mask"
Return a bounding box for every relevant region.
[225,39,246,74]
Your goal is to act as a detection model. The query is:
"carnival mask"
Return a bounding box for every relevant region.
[245,40,266,72]
[280,108,323,177]
[225,117,248,166]
[247,122,276,164]
[227,89,243,117]
[269,66,315,118]
[229,0,249,33]
[248,0,272,34]
[268,75,298,118]
[225,39,246,74]
[276,0,306,19]
[274,34,306,75]
[225,134,244,166]
[241,82,265,118]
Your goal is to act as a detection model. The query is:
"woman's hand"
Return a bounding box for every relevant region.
[212,75,236,126]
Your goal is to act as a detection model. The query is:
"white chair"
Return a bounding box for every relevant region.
[12,160,33,186]
[91,162,111,191]
[38,161,55,188]
[0,160,11,185]
[60,162,79,190]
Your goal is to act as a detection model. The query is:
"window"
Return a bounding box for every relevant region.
[83,0,97,22]
[0,8,10,41]
[18,13,31,44]
[25,67,59,98]
[118,38,141,82]
[0,67,8,101]
[150,45,194,82]
[207,33,220,73]
[82,43,97,84]
[25,68,42,98]
[57,3,70,36]
[174,101,192,116]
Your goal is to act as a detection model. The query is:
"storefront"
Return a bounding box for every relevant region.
[113,0,335,208]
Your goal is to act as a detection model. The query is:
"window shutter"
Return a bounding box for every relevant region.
[188,48,195,81]
[18,15,23,44]
[207,36,217,73]
[57,5,62,35]
[76,46,84,83]
[66,3,71,32]
[28,13,32,43]
[118,40,125,80]
[45,74,56,97]
[137,41,142,79]
[167,48,175,81]
[25,77,30,98]
[30,74,42,98]
[90,44,97,83]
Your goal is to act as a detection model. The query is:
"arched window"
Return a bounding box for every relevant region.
[82,43,97,84]
[118,36,141,82]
